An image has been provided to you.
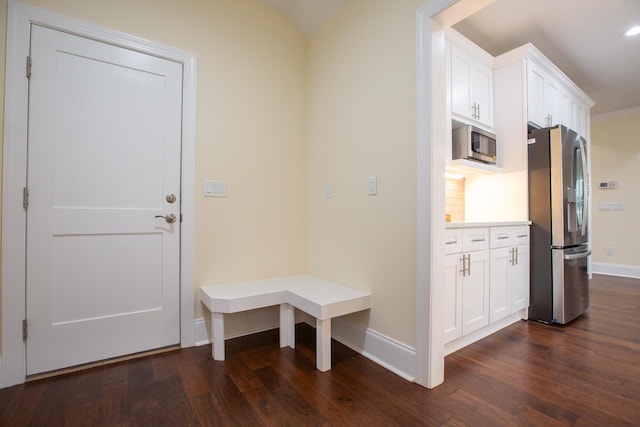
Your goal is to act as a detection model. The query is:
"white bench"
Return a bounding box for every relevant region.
[200,275,371,372]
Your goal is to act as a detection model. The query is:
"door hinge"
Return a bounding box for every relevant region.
[23,319,28,341]
[23,187,29,209]
[26,56,32,79]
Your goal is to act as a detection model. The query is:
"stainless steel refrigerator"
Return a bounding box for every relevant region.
[528,125,590,324]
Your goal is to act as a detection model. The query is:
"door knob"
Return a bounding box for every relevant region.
[155,214,177,224]
[166,193,177,203]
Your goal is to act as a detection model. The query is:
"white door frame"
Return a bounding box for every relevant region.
[1,1,197,387]
[415,0,493,388]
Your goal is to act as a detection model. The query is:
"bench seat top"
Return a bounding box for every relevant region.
[200,275,371,320]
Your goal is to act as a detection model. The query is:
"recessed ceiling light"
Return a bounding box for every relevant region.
[626,25,640,37]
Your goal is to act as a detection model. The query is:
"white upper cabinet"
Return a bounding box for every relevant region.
[450,44,494,128]
[493,43,594,172]
[561,88,589,137]
[527,60,561,128]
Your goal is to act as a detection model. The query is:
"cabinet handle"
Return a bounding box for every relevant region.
[471,238,485,243]
[517,234,528,238]
[446,241,457,245]
[515,247,519,265]
[497,236,509,240]
[460,254,471,276]
[466,254,471,276]
[471,102,479,120]
[509,248,514,266]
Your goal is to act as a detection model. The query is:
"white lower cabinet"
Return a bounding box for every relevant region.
[444,228,490,344]
[444,253,463,343]
[445,224,530,348]
[489,246,512,323]
[489,243,529,323]
[511,243,530,312]
[444,249,490,343]
[462,249,490,335]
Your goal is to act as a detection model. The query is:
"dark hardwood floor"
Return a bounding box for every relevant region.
[1,274,638,426]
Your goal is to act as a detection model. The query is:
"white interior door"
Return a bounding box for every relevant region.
[26,25,183,375]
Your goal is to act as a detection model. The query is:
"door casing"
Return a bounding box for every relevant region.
[1,0,197,387]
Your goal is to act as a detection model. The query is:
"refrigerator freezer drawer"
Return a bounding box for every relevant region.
[552,247,590,324]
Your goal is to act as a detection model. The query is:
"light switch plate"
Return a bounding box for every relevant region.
[367,176,377,196]
[204,180,227,197]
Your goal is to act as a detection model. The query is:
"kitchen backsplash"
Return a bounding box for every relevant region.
[445,177,465,222]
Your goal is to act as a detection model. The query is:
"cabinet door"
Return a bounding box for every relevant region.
[444,253,464,343]
[489,247,511,323]
[451,47,472,119]
[575,102,587,137]
[462,250,490,335]
[511,244,530,312]
[451,46,494,127]
[561,90,576,131]
[527,61,562,128]
[471,64,494,127]
[544,78,561,127]
[527,61,545,127]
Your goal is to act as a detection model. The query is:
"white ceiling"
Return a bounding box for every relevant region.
[262,0,639,116]
[260,0,344,35]
[453,0,640,116]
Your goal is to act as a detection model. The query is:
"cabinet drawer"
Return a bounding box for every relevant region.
[490,228,512,248]
[490,226,530,248]
[462,228,489,252]
[511,227,530,246]
[445,229,463,254]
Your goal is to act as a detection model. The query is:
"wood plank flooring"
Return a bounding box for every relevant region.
[1,274,638,426]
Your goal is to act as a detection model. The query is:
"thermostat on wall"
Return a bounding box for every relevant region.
[599,180,617,190]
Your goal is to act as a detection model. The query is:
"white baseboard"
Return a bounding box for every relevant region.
[331,317,416,382]
[444,312,524,356]
[591,262,640,279]
[194,313,417,382]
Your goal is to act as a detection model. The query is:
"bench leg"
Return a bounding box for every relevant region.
[316,318,331,372]
[279,303,295,349]
[211,312,225,361]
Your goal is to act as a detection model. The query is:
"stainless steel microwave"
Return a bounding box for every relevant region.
[452,125,497,164]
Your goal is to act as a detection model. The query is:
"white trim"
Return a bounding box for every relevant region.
[1,1,197,388]
[194,315,418,382]
[591,263,640,279]
[444,313,523,356]
[332,317,417,382]
[416,0,458,390]
[591,106,640,123]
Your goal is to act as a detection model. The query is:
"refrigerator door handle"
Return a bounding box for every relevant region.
[564,249,592,260]
[578,138,589,237]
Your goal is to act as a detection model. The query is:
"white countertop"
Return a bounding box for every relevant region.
[445,220,531,229]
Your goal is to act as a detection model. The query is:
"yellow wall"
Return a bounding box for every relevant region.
[591,113,640,266]
[0,0,308,353]
[1,0,433,359]
[306,0,424,346]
